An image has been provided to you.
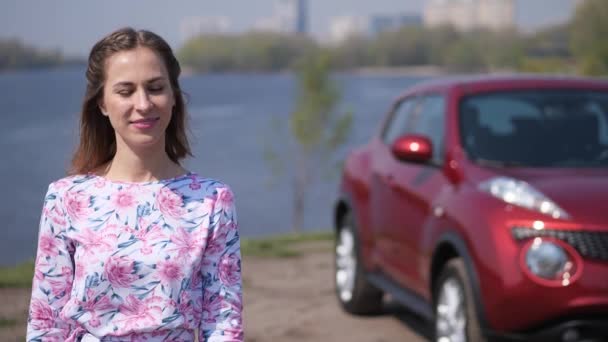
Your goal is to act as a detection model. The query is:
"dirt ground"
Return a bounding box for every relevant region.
[0,240,430,341]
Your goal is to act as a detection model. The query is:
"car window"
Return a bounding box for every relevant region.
[410,94,446,165]
[472,97,540,135]
[382,97,416,145]
[460,90,608,168]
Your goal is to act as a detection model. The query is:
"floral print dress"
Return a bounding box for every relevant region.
[26,173,243,342]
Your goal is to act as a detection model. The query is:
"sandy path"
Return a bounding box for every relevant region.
[243,241,430,342]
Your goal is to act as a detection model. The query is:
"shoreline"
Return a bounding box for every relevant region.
[180,65,447,78]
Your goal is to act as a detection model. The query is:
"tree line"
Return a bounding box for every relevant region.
[177,25,572,74]
[178,0,607,75]
[2,0,606,75]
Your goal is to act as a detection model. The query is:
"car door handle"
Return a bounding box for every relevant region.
[373,172,398,189]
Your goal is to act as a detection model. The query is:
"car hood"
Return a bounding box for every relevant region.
[486,168,608,226]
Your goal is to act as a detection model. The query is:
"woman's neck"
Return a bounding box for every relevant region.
[99,140,186,183]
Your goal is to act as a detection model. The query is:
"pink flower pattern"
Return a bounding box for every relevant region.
[38,233,59,258]
[157,260,184,285]
[112,188,137,211]
[74,228,117,262]
[168,227,204,261]
[63,190,91,222]
[27,174,242,341]
[218,254,241,287]
[129,223,166,255]
[104,255,139,288]
[157,187,185,218]
[116,295,163,331]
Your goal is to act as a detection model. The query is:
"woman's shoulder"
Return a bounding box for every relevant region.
[46,174,95,193]
[166,173,237,211]
[187,175,237,216]
[186,174,235,197]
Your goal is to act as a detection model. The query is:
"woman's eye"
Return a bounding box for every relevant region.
[149,86,164,92]
[117,90,132,97]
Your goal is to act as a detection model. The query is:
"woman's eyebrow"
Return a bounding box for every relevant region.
[112,81,134,89]
[146,76,165,84]
[111,77,165,89]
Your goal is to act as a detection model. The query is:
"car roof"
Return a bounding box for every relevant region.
[400,73,608,96]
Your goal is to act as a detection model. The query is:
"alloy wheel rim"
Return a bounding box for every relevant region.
[335,227,356,302]
[436,278,467,342]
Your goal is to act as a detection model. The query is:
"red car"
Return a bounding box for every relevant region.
[334,75,608,342]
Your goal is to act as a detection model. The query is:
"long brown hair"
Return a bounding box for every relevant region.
[70,27,191,175]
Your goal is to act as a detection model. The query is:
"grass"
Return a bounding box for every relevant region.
[0,231,335,288]
[0,261,34,289]
[241,231,334,258]
[0,318,17,328]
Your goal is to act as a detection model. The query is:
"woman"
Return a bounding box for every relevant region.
[26,27,243,342]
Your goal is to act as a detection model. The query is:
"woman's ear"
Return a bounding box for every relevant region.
[98,101,108,116]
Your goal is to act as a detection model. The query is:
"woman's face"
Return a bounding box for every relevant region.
[99,46,175,151]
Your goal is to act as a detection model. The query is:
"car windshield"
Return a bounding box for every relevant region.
[460,89,608,168]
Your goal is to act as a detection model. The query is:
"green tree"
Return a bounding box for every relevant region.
[426,25,461,65]
[178,32,318,72]
[442,36,485,72]
[525,24,571,58]
[290,53,352,232]
[265,53,352,232]
[328,36,374,69]
[371,27,430,66]
[570,0,608,75]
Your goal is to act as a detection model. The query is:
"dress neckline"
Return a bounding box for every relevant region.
[86,171,196,186]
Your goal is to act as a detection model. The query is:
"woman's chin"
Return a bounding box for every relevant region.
[125,135,164,149]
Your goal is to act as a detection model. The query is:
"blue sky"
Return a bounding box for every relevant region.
[1,0,574,56]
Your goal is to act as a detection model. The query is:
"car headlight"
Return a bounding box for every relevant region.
[525,239,569,279]
[478,177,569,219]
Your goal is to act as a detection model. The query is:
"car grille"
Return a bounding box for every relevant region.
[512,227,608,262]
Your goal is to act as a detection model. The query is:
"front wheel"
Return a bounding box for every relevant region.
[334,211,383,315]
[434,258,485,342]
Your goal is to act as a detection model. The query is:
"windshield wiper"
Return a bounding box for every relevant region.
[474,158,525,168]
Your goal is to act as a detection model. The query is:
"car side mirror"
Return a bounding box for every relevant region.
[391,134,433,163]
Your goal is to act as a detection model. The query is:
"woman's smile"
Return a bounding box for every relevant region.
[130,117,160,129]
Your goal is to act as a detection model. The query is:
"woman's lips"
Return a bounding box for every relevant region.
[130,117,159,129]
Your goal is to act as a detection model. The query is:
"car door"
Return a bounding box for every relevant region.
[386,93,448,297]
[369,96,421,285]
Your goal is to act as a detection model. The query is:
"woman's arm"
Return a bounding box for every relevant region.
[26,183,76,342]
[199,186,243,342]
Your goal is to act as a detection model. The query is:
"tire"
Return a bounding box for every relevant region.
[434,258,485,342]
[334,211,383,315]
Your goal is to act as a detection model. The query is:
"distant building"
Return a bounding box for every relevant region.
[328,15,369,43]
[328,13,422,43]
[180,16,232,41]
[369,14,423,35]
[477,0,515,30]
[252,0,308,34]
[424,0,515,31]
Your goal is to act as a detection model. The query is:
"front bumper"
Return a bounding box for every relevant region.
[487,316,608,342]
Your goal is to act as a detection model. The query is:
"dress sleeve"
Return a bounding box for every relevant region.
[26,183,76,342]
[199,185,243,342]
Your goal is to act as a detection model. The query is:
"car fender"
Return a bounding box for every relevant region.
[334,191,378,271]
[432,231,491,332]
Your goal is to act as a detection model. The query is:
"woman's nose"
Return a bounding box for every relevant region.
[135,90,153,112]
